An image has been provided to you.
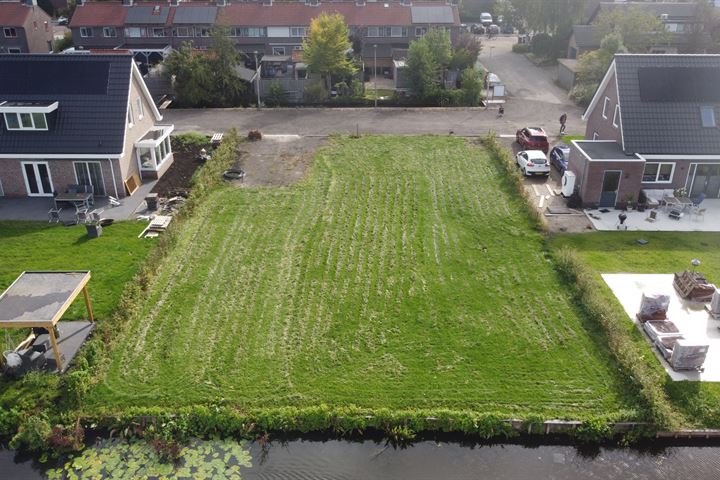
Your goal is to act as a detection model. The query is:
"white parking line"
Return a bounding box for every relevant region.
[499,134,516,138]
[545,184,555,196]
[531,185,540,197]
[539,195,546,209]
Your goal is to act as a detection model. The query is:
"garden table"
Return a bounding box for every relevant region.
[54,192,92,210]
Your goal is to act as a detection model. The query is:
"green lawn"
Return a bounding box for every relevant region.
[551,232,720,427]
[90,136,641,420]
[0,221,153,321]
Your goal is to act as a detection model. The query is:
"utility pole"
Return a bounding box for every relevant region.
[254,51,261,109]
[373,44,378,108]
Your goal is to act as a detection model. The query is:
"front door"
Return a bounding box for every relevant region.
[599,170,621,207]
[21,161,53,196]
[74,161,106,196]
[690,164,720,199]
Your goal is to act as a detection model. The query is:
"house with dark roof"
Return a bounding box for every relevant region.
[567,54,720,208]
[69,0,460,73]
[0,0,54,53]
[0,54,174,199]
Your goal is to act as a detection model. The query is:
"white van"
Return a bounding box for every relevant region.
[480,12,493,26]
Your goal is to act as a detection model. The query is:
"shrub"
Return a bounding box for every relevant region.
[512,43,531,54]
[459,68,483,106]
[265,80,287,107]
[569,82,598,107]
[531,33,555,58]
[173,132,208,152]
[9,413,51,453]
[575,418,613,443]
[304,83,328,103]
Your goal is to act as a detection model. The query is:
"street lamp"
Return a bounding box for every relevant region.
[254,50,261,109]
[373,44,377,108]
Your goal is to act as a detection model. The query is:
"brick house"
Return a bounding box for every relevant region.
[567,54,720,208]
[0,0,54,53]
[69,0,460,72]
[0,54,174,199]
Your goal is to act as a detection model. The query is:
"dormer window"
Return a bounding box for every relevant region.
[0,101,57,131]
[701,106,716,127]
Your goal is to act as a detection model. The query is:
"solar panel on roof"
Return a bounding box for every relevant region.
[0,60,110,95]
[638,67,720,103]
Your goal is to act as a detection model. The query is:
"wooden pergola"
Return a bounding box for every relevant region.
[0,271,94,372]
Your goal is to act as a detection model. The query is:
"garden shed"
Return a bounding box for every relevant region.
[0,271,95,373]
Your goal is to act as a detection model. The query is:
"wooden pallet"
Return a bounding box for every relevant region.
[673,270,716,302]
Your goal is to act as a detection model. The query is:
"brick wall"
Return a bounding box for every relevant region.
[584,70,622,144]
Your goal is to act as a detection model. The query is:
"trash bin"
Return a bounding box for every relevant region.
[145,193,159,211]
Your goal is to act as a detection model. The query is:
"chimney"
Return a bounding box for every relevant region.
[122,0,133,6]
[216,0,226,6]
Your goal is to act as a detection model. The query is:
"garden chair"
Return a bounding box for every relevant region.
[692,192,706,208]
[645,210,658,223]
[48,207,62,223]
[691,207,706,222]
[75,206,89,224]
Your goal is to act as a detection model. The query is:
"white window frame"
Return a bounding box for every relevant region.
[272,46,285,55]
[103,26,117,38]
[415,26,428,37]
[136,98,144,120]
[80,27,93,38]
[194,26,211,37]
[7,47,21,53]
[602,96,610,119]
[290,26,307,37]
[135,127,174,172]
[3,27,17,38]
[701,106,716,128]
[124,27,145,38]
[642,162,675,184]
[127,104,134,128]
[3,112,48,131]
[367,26,380,37]
[21,161,54,197]
[73,161,105,196]
[612,104,620,128]
[152,27,166,38]
[175,26,191,37]
[593,131,599,140]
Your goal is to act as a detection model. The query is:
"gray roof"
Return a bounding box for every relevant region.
[172,6,218,25]
[572,25,602,49]
[411,6,454,24]
[614,54,720,155]
[575,140,635,160]
[592,2,699,22]
[124,6,170,25]
[0,54,133,155]
[0,271,89,324]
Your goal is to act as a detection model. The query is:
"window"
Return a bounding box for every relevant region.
[3,27,17,38]
[152,27,165,37]
[80,27,93,38]
[367,26,379,37]
[127,105,134,128]
[7,47,21,53]
[593,131,599,140]
[175,26,191,37]
[194,26,211,37]
[602,96,610,119]
[293,45,303,50]
[415,26,428,37]
[290,26,307,37]
[124,27,144,38]
[136,98,144,120]
[103,26,117,38]
[642,162,675,183]
[701,106,716,128]
[229,27,265,37]
[74,161,105,196]
[367,26,408,37]
[272,46,285,55]
[3,112,48,131]
[612,104,620,128]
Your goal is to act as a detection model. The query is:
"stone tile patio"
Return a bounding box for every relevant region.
[603,273,720,382]
[0,180,157,222]
[585,199,720,232]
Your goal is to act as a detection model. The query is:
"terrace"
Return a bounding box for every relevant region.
[584,200,720,232]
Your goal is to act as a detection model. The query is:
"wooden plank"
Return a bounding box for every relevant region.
[48,326,63,372]
[124,174,141,196]
[82,285,94,322]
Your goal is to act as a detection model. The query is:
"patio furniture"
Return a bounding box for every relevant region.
[107,196,121,207]
[48,208,62,223]
[645,210,658,222]
[75,206,89,224]
[692,192,706,207]
[67,184,94,206]
[54,191,92,210]
[211,133,224,146]
[668,207,683,220]
[691,207,706,221]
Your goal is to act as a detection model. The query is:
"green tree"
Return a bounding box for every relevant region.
[53,31,72,53]
[510,0,589,34]
[265,80,287,107]
[303,13,356,92]
[570,33,627,106]
[593,6,672,53]
[164,42,211,107]
[459,68,484,106]
[406,29,452,100]
[205,28,246,106]
[450,33,482,70]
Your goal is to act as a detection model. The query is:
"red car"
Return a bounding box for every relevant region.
[516,127,549,153]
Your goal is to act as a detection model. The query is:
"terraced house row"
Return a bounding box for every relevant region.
[70,0,461,70]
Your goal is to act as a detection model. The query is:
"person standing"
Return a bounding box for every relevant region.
[559,113,567,134]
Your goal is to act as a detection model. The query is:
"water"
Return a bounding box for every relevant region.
[4,439,720,479]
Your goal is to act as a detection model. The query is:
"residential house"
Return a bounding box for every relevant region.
[0,0,54,53]
[567,54,720,208]
[0,54,174,199]
[566,2,704,59]
[70,0,460,73]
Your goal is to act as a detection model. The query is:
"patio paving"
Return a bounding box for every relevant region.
[0,180,157,222]
[585,199,720,232]
[603,273,720,382]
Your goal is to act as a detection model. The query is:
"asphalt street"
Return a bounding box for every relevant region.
[163,36,584,139]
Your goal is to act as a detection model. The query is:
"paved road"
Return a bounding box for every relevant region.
[163,36,583,139]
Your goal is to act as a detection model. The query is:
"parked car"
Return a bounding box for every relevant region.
[516,127,549,153]
[516,150,551,176]
[501,24,515,34]
[56,16,68,25]
[549,144,571,174]
[487,24,500,35]
[472,24,486,35]
[480,12,493,26]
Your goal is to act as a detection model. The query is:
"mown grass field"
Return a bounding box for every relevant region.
[551,232,720,427]
[91,136,642,419]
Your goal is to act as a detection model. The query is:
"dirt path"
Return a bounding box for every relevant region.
[231,135,325,187]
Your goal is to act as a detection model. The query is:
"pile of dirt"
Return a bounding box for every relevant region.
[151,149,205,197]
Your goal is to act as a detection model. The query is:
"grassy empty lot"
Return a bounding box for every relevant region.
[551,232,720,427]
[91,136,641,419]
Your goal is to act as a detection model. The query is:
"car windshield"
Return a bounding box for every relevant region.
[529,136,547,142]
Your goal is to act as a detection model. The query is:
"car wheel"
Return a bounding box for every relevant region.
[522,167,528,176]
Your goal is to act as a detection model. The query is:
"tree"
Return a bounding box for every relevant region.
[593,6,672,53]
[303,13,356,92]
[459,68,483,106]
[510,0,589,34]
[265,80,287,107]
[570,33,627,106]
[406,29,453,100]
[205,28,246,106]
[53,31,73,53]
[450,33,482,70]
[164,42,211,107]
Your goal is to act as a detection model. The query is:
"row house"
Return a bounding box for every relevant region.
[0,0,54,54]
[70,0,460,70]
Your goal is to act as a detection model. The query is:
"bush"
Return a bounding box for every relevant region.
[53,31,72,53]
[459,69,483,106]
[570,82,599,107]
[265,80,287,107]
[304,83,328,103]
[9,413,51,453]
[531,33,555,58]
[173,132,208,152]
[512,43,531,54]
